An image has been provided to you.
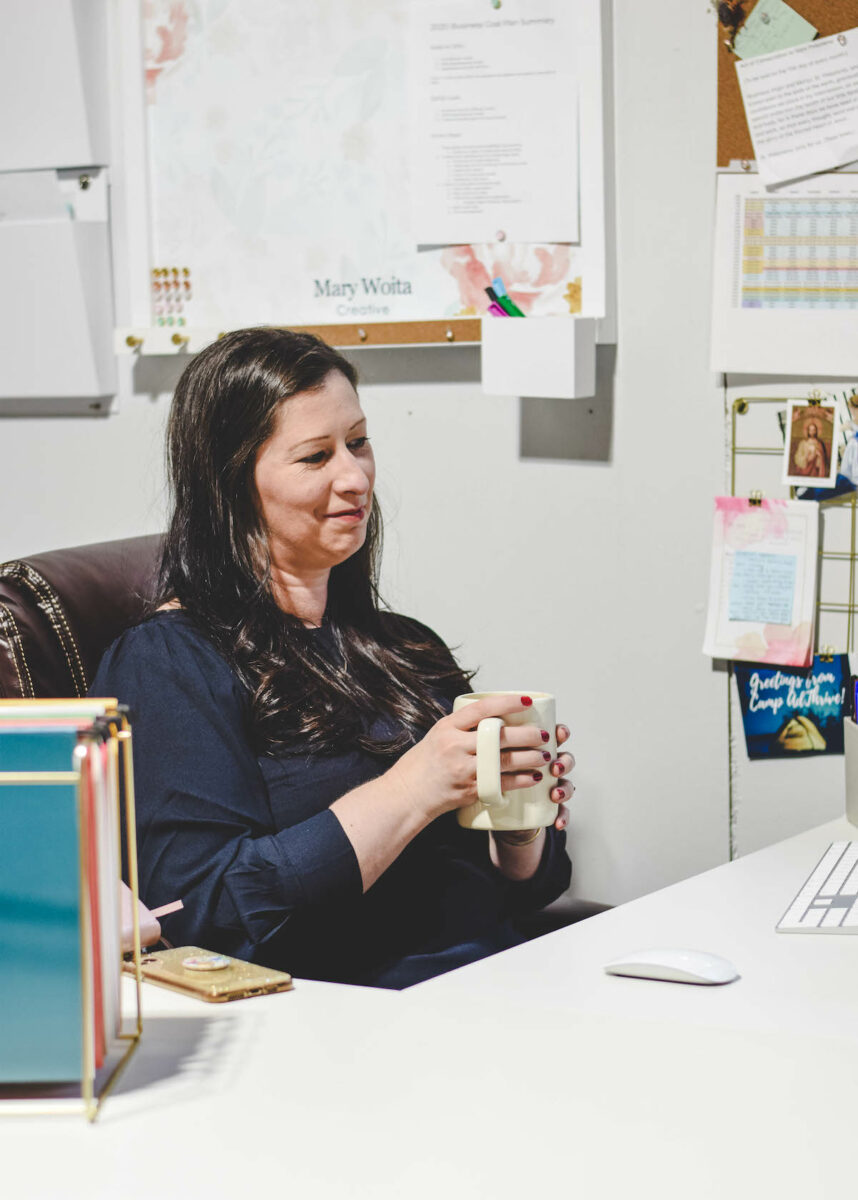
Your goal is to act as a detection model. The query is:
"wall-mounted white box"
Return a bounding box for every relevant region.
[480,316,597,400]
[0,1,110,172]
[0,170,116,402]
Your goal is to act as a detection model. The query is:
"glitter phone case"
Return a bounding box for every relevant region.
[122,945,293,1002]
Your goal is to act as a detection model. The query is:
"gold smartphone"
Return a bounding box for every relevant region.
[122,946,294,1002]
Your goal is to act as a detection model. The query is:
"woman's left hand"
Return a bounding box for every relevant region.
[490,722,575,881]
[549,723,575,831]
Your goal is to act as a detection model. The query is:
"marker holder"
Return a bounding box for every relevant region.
[480,316,597,400]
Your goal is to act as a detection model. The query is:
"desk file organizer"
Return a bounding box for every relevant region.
[0,701,143,1122]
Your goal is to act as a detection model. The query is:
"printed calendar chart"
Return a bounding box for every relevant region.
[739,195,858,310]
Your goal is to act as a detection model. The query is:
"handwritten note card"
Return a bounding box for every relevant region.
[728,550,797,624]
[733,0,817,62]
[703,497,818,668]
[736,29,858,187]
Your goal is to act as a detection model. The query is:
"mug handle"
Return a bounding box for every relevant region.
[476,717,507,807]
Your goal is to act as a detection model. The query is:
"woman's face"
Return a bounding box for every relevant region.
[253,369,375,576]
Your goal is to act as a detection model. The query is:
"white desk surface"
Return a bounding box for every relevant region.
[5,818,858,1200]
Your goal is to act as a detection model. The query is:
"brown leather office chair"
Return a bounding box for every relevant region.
[0,535,163,699]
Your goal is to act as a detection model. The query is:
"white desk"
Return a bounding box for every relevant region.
[417,814,858,1039]
[5,819,858,1200]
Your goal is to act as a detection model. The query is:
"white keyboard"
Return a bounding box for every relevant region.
[777,841,858,933]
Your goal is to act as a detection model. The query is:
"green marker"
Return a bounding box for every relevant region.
[492,275,526,317]
[498,294,525,317]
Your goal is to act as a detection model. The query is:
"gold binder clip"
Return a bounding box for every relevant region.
[748,490,763,506]
[171,332,190,347]
[808,388,825,402]
[819,645,836,663]
[125,335,143,349]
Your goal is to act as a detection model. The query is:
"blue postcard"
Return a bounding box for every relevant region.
[734,655,848,759]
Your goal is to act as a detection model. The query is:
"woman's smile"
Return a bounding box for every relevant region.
[325,506,366,522]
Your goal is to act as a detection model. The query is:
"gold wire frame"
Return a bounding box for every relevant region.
[727,396,858,859]
[0,707,143,1122]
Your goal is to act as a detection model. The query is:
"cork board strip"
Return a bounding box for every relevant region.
[273,319,482,348]
[717,0,858,166]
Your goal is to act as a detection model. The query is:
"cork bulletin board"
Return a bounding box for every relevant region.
[717,0,858,165]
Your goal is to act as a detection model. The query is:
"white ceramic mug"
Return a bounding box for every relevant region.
[453,691,558,831]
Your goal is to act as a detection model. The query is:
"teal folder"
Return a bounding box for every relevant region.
[0,728,83,1083]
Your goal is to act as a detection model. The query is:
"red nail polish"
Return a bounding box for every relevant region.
[543,751,552,762]
[540,730,550,743]
[521,695,533,706]
[532,771,543,782]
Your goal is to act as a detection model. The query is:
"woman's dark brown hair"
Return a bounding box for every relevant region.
[157,327,472,756]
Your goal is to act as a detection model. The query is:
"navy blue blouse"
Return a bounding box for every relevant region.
[92,612,571,985]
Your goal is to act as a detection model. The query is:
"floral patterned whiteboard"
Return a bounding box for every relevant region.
[142,0,606,330]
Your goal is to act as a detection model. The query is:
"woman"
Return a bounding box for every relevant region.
[93,328,574,988]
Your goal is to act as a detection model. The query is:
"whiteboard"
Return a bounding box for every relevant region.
[142,0,607,331]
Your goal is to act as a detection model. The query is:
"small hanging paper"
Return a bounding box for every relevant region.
[703,497,818,667]
[734,654,848,758]
[733,0,817,61]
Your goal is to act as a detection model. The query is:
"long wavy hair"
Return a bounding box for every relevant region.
[156,327,473,756]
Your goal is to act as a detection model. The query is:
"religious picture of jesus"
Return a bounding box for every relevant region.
[783,399,839,490]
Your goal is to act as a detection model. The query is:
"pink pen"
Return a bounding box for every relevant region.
[487,302,509,317]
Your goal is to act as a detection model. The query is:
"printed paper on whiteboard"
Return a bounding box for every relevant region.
[703,497,819,667]
[409,0,579,245]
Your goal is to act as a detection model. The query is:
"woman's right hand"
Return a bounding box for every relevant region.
[388,694,550,822]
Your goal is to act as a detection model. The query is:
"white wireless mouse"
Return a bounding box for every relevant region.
[603,948,740,986]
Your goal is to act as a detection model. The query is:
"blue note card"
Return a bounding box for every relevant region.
[729,550,797,625]
[0,728,83,1083]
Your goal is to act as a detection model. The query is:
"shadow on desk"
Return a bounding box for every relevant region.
[111,1013,244,1105]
